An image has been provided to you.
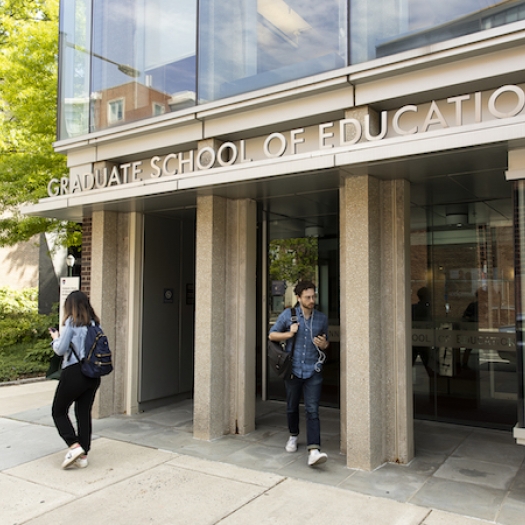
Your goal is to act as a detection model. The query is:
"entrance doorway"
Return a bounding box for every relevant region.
[262,190,340,407]
[411,194,517,429]
[139,210,196,410]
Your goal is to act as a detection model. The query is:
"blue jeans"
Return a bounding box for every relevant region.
[285,372,323,450]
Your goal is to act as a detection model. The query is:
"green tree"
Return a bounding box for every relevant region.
[0,0,80,248]
[269,237,319,284]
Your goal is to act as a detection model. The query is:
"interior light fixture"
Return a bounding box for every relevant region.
[445,205,469,228]
[305,225,324,237]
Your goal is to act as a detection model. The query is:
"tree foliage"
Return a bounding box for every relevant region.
[269,237,319,284]
[0,0,81,247]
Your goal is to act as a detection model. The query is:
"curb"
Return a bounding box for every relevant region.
[0,376,47,387]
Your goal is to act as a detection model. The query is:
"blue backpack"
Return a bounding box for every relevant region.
[70,324,113,378]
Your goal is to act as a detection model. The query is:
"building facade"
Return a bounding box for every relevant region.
[24,0,525,469]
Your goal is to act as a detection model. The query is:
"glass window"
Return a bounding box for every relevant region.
[59,0,197,138]
[153,102,166,116]
[58,1,525,136]
[108,98,124,124]
[58,0,92,139]
[198,0,348,103]
[411,194,517,429]
[87,0,196,135]
[350,0,525,64]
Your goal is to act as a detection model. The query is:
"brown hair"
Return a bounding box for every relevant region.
[62,290,100,327]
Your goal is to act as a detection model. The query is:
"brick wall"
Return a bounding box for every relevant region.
[81,217,92,296]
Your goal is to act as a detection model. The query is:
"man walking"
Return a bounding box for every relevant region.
[269,280,329,466]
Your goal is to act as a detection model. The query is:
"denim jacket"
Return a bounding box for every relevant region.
[52,317,89,369]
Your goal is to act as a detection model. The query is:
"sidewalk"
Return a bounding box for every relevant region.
[1,380,524,525]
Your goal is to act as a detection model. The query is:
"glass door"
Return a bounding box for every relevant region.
[411,200,517,429]
[264,198,340,407]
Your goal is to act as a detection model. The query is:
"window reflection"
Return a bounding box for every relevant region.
[59,0,92,138]
[198,0,347,103]
[58,0,525,137]
[411,197,518,429]
[59,0,197,137]
[88,0,197,133]
[351,0,525,64]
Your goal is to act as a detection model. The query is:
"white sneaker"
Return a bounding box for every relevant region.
[61,446,85,469]
[285,435,298,452]
[308,449,328,466]
[74,455,88,468]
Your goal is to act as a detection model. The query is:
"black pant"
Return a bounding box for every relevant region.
[52,363,100,454]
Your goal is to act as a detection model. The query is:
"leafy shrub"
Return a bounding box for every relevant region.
[0,342,52,382]
[0,287,58,347]
[0,287,59,381]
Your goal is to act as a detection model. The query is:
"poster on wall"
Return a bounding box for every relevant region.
[59,277,80,328]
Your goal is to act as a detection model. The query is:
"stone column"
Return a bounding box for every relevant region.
[89,210,127,418]
[193,195,256,440]
[380,179,413,464]
[225,199,257,435]
[340,175,412,470]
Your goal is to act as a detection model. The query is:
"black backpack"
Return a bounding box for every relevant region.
[70,323,113,378]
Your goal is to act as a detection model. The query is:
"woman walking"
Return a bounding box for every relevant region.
[49,290,101,469]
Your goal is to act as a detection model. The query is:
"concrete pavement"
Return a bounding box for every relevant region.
[0,380,520,525]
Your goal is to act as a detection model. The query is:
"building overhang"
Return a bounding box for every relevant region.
[23,112,524,221]
[23,21,525,221]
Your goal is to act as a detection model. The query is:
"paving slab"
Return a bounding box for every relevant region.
[134,404,194,430]
[234,425,287,444]
[0,471,74,525]
[0,418,64,470]
[92,416,170,440]
[277,449,354,487]
[509,462,525,493]
[422,509,494,524]
[171,433,253,461]
[434,456,519,490]
[7,404,55,426]
[399,453,448,477]
[338,463,429,501]
[221,440,303,472]
[4,437,175,497]
[219,477,430,525]
[496,491,525,525]
[410,477,506,521]
[22,462,275,525]
[167,454,284,487]
[414,424,471,457]
[0,381,56,416]
[104,425,196,452]
[0,416,31,435]
[451,435,525,467]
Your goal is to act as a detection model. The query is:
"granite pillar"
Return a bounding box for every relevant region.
[89,210,131,419]
[193,195,257,440]
[340,175,412,470]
